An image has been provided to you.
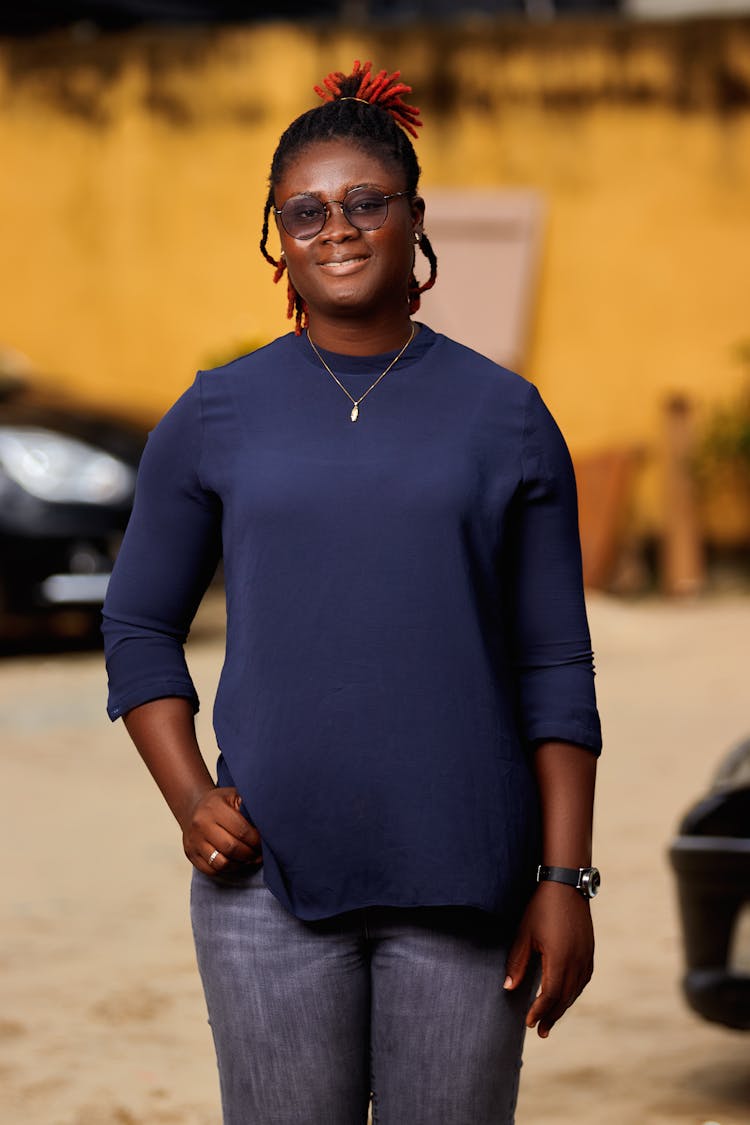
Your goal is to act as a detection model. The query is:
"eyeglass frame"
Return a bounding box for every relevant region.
[273,187,413,240]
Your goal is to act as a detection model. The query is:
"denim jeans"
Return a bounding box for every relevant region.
[190,866,536,1125]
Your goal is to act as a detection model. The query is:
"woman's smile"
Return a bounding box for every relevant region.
[317,252,371,274]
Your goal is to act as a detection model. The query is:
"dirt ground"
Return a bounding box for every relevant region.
[1,592,749,1125]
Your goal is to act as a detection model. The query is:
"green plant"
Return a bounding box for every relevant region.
[700,340,750,490]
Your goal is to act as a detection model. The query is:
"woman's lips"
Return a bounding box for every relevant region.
[317,255,370,275]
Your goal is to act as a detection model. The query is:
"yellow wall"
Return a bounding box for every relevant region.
[2,19,750,535]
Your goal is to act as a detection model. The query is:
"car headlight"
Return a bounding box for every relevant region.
[0,426,136,505]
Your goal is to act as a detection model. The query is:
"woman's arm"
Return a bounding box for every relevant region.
[104,380,260,874]
[123,697,261,875]
[499,384,601,1036]
[103,379,222,721]
[504,740,597,1038]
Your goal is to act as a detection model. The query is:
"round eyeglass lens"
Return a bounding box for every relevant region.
[279,196,327,239]
[342,188,390,230]
[279,188,392,239]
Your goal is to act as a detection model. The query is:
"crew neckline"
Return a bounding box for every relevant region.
[294,323,437,377]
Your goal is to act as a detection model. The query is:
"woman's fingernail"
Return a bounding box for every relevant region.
[503,975,513,989]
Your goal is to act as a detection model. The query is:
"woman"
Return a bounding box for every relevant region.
[103,61,602,1125]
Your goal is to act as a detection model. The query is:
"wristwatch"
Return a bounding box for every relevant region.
[537,864,601,900]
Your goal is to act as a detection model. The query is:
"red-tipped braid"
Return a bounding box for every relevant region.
[314,60,422,138]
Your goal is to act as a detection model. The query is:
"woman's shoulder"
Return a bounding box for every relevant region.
[199,334,296,382]
[426,328,534,401]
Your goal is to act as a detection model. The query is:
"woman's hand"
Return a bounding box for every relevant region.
[503,880,594,1038]
[181,786,263,876]
[122,698,263,876]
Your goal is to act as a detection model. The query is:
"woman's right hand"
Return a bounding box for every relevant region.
[122,699,263,876]
[181,786,263,876]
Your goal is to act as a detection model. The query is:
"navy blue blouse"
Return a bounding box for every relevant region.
[103,325,601,922]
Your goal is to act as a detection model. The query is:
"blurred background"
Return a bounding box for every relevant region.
[1,3,749,1124]
[2,0,750,615]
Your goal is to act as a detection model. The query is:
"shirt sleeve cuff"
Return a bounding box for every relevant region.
[524,720,602,757]
[106,679,200,721]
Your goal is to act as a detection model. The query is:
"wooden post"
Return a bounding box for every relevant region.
[661,395,706,596]
[575,449,641,591]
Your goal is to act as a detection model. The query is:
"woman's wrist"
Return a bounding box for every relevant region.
[123,697,217,829]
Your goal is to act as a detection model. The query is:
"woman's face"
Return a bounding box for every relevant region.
[273,138,424,327]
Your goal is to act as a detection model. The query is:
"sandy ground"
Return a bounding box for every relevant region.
[1,591,749,1125]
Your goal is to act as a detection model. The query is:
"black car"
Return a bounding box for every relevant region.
[670,738,750,1031]
[0,364,147,641]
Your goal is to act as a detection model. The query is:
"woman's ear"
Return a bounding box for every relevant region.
[411,195,425,236]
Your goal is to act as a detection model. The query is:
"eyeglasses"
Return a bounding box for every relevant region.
[274,187,411,240]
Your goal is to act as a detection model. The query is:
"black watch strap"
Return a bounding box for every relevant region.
[537,864,601,899]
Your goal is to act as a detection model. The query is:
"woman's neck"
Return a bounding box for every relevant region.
[305,313,415,356]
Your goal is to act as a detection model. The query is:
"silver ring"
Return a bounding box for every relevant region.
[208,849,220,865]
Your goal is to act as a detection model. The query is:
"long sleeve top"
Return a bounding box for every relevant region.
[103,325,601,922]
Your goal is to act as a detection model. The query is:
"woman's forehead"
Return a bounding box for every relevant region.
[277,138,403,194]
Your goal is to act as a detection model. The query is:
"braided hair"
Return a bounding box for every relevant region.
[260,61,438,335]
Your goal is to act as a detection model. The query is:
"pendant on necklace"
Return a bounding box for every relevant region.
[350,404,359,422]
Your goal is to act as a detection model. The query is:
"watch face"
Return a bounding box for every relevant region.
[581,868,601,898]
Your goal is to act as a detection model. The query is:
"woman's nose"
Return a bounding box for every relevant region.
[321,200,358,239]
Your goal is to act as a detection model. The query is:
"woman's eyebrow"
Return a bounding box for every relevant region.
[284,182,389,200]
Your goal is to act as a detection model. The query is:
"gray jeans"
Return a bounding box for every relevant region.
[190,866,536,1125]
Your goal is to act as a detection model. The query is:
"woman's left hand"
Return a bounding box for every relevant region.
[503,880,594,1039]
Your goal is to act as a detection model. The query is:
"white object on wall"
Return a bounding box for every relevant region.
[420,190,545,375]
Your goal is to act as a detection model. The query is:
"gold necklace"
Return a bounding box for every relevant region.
[307,323,416,422]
